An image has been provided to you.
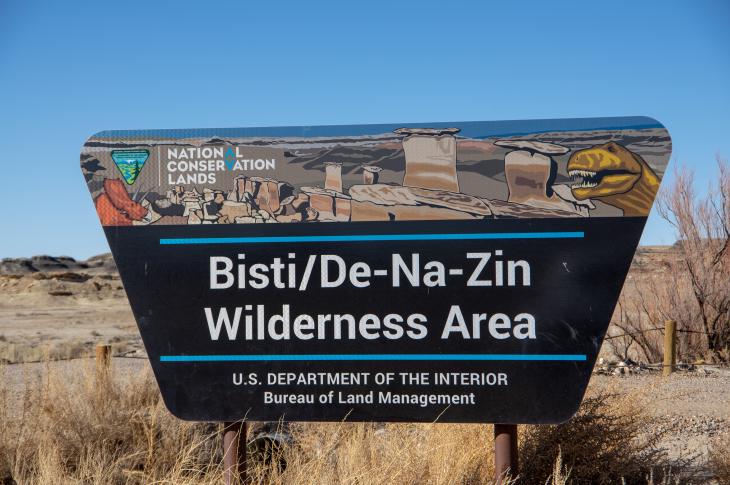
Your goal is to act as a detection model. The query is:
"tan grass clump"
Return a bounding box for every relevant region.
[247,421,493,485]
[0,362,223,484]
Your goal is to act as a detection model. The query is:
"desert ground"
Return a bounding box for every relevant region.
[1,250,728,484]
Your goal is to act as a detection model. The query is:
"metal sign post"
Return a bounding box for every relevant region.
[494,424,518,484]
[223,421,247,484]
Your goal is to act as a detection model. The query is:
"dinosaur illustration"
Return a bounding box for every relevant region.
[567,142,660,216]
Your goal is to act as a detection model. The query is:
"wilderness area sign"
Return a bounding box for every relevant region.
[81,117,671,423]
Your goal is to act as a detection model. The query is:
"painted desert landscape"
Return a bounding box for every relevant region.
[82,123,671,229]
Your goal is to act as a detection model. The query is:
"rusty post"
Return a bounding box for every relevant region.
[95,344,111,373]
[223,421,247,485]
[494,424,518,484]
[663,319,677,377]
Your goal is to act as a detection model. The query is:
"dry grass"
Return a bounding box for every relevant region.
[0,362,221,484]
[0,362,695,485]
[1,340,99,364]
[249,421,493,485]
[708,432,730,484]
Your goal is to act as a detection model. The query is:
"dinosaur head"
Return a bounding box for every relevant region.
[567,142,644,200]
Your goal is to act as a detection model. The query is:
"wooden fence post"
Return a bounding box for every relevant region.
[663,320,676,377]
[95,344,111,372]
[94,344,112,392]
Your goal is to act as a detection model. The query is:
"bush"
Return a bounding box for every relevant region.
[518,392,686,485]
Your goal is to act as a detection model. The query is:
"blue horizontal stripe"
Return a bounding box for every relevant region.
[160,354,587,363]
[160,231,584,245]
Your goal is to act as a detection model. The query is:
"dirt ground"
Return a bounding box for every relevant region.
[592,371,729,479]
[0,260,142,362]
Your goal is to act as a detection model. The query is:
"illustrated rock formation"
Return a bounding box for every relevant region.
[217,201,251,224]
[343,127,497,222]
[395,127,461,192]
[348,184,491,221]
[494,139,591,216]
[137,199,161,225]
[324,162,343,193]
[291,160,353,222]
[167,185,185,205]
[231,176,295,216]
[273,193,316,223]
[362,165,382,185]
[300,186,351,222]
[495,139,568,204]
[142,175,300,225]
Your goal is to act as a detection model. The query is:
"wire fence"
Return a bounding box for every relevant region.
[602,322,729,368]
[1,351,148,366]
[604,327,712,340]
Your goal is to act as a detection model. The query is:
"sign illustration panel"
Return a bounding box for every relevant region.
[81,117,671,423]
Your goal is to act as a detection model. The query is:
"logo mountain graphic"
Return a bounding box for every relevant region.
[225,147,236,170]
[111,150,149,185]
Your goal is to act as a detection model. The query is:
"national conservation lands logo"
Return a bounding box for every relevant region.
[165,146,277,185]
[111,150,149,185]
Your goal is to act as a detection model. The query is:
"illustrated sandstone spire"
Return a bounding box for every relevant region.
[324,162,343,192]
[299,161,350,222]
[492,139,593,216]
[394,127,461,192]
[494,139,570,207]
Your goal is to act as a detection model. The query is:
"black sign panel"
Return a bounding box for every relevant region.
[82,118,671,423]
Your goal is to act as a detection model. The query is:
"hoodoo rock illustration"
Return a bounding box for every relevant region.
[324,162,343,193]
[494,139,592,216]
[361,165,383,185]
[395,127,461,192]
[495,139,569,204]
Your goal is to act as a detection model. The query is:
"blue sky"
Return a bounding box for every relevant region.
[1,0,728,259]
